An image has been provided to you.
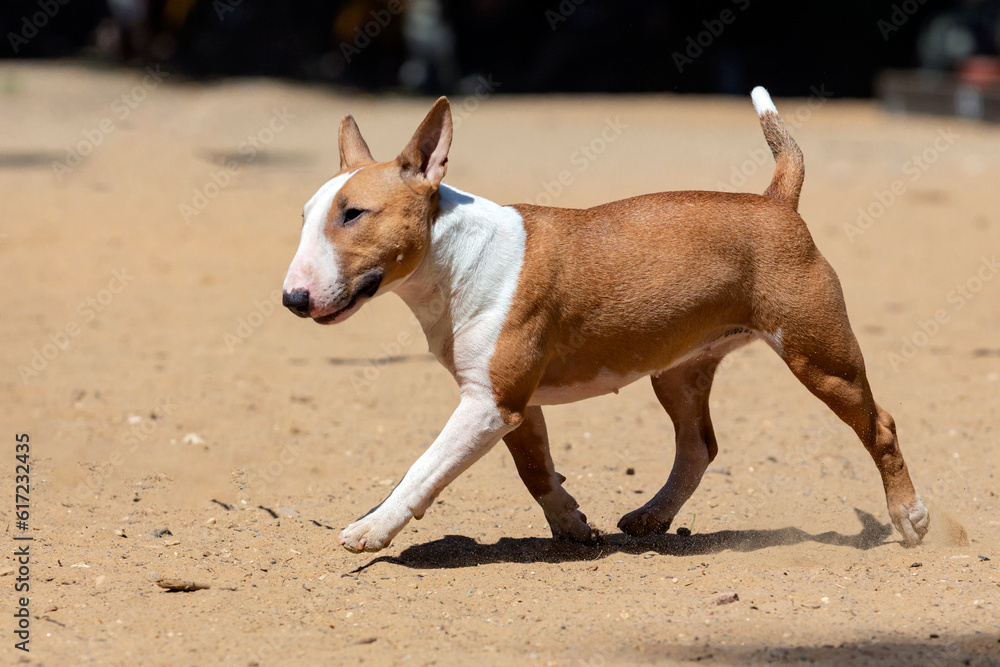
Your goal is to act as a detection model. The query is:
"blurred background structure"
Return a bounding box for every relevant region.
[2,0,1000,102]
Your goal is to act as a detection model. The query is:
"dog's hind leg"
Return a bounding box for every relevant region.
[774,322,928,545]
[618,358,722,537]
[765,260,929,545]
[503,406,593,541]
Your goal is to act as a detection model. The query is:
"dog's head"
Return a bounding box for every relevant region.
[282,97,452,324]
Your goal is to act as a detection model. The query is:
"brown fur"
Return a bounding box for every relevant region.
[759,110,805,211]
[488,192,817,413]
[480,120,922,542]
[299,95,927,549]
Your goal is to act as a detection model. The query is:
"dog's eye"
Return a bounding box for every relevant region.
[343,208,365,224]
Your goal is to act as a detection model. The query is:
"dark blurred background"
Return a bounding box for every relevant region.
[2,0,999,97]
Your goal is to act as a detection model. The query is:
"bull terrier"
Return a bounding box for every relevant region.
[282,87,928,553]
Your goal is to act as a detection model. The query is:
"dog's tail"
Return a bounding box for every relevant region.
[751,86,804,212]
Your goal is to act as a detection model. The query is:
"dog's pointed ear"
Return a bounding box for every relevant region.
[398,97,452,190]
[339,114,375,171]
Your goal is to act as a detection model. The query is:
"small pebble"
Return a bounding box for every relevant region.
[625,468,635,476]
[181,433,206,445]
[715,592,739,605]
[677,527,692,537]
[910,562,922,568]
[115,528,126,538]
[156,578,210,592]
[154,528,173,538]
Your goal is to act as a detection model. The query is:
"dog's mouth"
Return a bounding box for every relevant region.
[314,269,383,325]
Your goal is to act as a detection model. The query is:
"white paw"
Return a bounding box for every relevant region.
[339,509,408,553]
[891,495,929,546]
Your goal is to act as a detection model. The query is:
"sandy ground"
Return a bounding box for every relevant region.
[1,62,998,666]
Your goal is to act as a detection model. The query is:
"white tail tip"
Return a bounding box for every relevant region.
[751,86,777,116]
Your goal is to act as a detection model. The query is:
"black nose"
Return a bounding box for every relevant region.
[282,289,311,317]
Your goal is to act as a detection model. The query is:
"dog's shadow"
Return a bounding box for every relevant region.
[350,508,893,572]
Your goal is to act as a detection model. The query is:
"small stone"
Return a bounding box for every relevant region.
[156,578,210,592]
[677,526,692,537]
[182,432,207,445]
[164,539,180,547]
[115,528,126,538]
[95,575,106,588]
[642,552,655,559]
[910,562,922,568]
[154,528,173,538]
[625,468,635,476]
[277,507,297,516]
[206,517,217,525]
[715,592,739,605]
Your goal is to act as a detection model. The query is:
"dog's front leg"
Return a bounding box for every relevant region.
[339,393,518,553]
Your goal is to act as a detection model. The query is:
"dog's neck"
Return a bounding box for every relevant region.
[394,184,526,356]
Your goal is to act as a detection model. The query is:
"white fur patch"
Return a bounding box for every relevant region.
[397,184,528,393]
[342,185,530,551]
[532,368,647,405]
[283,169,360,311]
[751,86,778,116]
[339,395,512,552]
